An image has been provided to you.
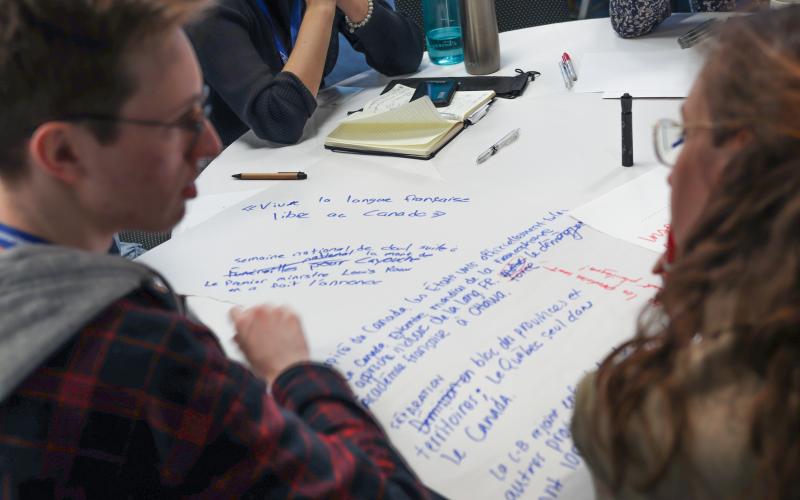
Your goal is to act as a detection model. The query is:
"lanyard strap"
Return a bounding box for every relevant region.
[255,0,303,65]
[0,222,48,249]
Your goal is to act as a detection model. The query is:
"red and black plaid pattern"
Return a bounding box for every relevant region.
[0,285,440,499]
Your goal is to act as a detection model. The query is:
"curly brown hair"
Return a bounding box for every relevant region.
[594,6,800,499]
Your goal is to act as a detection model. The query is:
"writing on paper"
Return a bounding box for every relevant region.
[203,243,459,294]
[309,208,659,498]
[239,193,471,222]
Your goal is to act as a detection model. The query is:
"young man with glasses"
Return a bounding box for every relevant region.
[0,1,439,497]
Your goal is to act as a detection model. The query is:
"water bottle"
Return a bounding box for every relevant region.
[459,0,500,75]
[422,0,464,65]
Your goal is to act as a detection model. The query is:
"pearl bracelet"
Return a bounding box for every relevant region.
[345,0,373,33]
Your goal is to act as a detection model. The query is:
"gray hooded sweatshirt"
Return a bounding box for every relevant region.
[0,244,180,402]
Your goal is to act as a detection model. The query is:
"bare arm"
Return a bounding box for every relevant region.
[282,0,337,96]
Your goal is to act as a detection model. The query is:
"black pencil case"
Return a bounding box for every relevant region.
[381,68,541,99]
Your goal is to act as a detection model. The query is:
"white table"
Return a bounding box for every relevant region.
[149,14,717,499]
[187,15,714,201]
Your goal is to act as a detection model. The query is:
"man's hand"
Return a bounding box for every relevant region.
[230,305,310,384]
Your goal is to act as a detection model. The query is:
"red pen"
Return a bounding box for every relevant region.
[562,52,578,82]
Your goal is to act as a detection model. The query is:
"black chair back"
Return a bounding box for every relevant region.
[495,0,573,31]
[119,230,171,251]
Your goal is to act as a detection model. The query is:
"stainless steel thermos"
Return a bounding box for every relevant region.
[458,0,500,75]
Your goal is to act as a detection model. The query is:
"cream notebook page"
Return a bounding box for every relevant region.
[326,97,456,148]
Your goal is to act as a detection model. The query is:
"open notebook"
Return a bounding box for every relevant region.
[324,86,495,160]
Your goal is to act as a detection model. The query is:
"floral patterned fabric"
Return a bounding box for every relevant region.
[609,0,736,38]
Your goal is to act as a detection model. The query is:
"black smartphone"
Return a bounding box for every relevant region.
[411,80,459,107]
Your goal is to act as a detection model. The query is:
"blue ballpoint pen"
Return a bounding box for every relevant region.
[476,128,521,164]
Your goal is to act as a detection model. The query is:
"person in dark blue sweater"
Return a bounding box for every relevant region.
[187,0,423,145]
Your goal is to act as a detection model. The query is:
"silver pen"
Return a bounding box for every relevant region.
[559,61,572,90]
[476,128,520,164]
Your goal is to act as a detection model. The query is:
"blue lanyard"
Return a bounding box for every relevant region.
[255,0,303,65]
[0,222,48,249]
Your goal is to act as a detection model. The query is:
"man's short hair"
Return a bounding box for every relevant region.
[0,0,210,179]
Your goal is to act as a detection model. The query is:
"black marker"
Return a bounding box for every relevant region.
[621,93,633,167]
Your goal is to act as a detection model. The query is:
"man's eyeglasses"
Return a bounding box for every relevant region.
[59,87,211,151]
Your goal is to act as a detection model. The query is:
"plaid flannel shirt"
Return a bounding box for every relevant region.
[0,284,440,499]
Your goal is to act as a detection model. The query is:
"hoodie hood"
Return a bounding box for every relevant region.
[0,245,172,401]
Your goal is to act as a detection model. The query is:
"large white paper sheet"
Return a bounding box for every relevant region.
[173,189,264,235]
[569,168,670,253]
[573,48,704,98]
[139,163,662,499]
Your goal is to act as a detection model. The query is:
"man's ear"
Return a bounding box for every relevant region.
[27,122,88,185]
